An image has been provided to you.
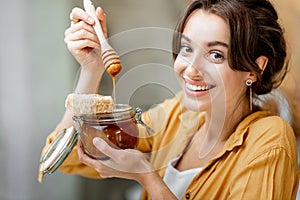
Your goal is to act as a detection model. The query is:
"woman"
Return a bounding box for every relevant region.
[44,0,299,199]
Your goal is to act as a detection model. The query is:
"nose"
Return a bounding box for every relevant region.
[185,56,203,79]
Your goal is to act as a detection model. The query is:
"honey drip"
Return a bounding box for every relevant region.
[103,53,122,104]
[112,76,116,103]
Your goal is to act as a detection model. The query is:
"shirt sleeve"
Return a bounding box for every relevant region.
[228,147,299,199]
[136,93,185,153]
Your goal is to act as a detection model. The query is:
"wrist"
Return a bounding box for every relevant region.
[137,171,157,187]
[74,66,104,94]
[137,171,177,200]
[81,59,105,74]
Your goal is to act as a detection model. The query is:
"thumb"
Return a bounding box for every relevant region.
[93,137,118,159]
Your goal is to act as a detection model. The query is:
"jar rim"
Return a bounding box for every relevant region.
[77,104,135,122]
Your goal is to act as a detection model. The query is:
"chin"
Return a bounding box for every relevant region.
[183,93,211,112]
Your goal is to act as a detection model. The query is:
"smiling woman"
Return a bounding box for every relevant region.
[40,0,299,199]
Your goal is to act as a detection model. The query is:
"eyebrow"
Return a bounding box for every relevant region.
[181,35,191,43]
[207,41,228,48]
[181,35,229,48]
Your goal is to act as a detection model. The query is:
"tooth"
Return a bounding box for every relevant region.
[186,83,211,91]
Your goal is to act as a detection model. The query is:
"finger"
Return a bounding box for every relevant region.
[77,142,113,178]
[77,141,102,169]
[96,7,108,38]
[70,7,94,25]
[70,12,81,24]
[93,137,121,161]
[66,40,101,53]
[66,27,99,44]
[66,20,96,36]
[76,140,85,155]
[77,141,90,162]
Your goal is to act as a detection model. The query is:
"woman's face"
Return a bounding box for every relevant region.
[174,9,249,112]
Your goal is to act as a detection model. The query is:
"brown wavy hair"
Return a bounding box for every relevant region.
[173,0,288,95]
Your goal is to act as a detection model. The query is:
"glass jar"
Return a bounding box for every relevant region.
[39,104,153,176]
[73,104,139,160]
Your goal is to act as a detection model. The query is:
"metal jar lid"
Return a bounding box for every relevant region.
[39,126,79,176]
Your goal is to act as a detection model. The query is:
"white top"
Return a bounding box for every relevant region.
[163,156,202,199]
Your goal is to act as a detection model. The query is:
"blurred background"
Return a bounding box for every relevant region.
[0,0,299,200]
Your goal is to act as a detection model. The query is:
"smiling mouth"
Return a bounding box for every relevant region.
[185,82,215,91]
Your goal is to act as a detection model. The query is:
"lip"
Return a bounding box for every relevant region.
[182,76,215,97]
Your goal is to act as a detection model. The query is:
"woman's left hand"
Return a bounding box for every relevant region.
[77,138,154,180]
[77,138,178,200]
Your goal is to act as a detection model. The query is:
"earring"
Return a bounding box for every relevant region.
[246,79,253,111]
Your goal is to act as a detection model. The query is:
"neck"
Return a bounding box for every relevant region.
[197,98,251,157]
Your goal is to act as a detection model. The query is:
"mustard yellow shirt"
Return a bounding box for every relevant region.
[43,92,299,199]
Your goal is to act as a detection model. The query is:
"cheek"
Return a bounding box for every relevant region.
[174,57,186,75]
[219,68,247,98]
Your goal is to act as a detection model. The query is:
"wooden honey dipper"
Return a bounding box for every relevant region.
[83,0,122,77]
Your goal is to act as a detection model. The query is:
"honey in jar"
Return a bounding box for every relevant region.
[74,104,139,160]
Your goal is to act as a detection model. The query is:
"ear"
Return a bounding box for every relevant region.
[245,72,257,83]
[255,55,268,74]
[245,56,268,83]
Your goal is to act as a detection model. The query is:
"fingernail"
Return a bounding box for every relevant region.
[93,137,105,149]
[87,17,94,24]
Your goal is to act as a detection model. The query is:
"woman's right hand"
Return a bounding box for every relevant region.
[64,7,107,70]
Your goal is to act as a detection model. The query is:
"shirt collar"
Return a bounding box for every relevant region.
[178,108,270,162]
[223,111,270,151]
[180,108,270,149]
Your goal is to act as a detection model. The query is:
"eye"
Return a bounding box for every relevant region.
[179,44,193,56]
[207,51,225,63]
